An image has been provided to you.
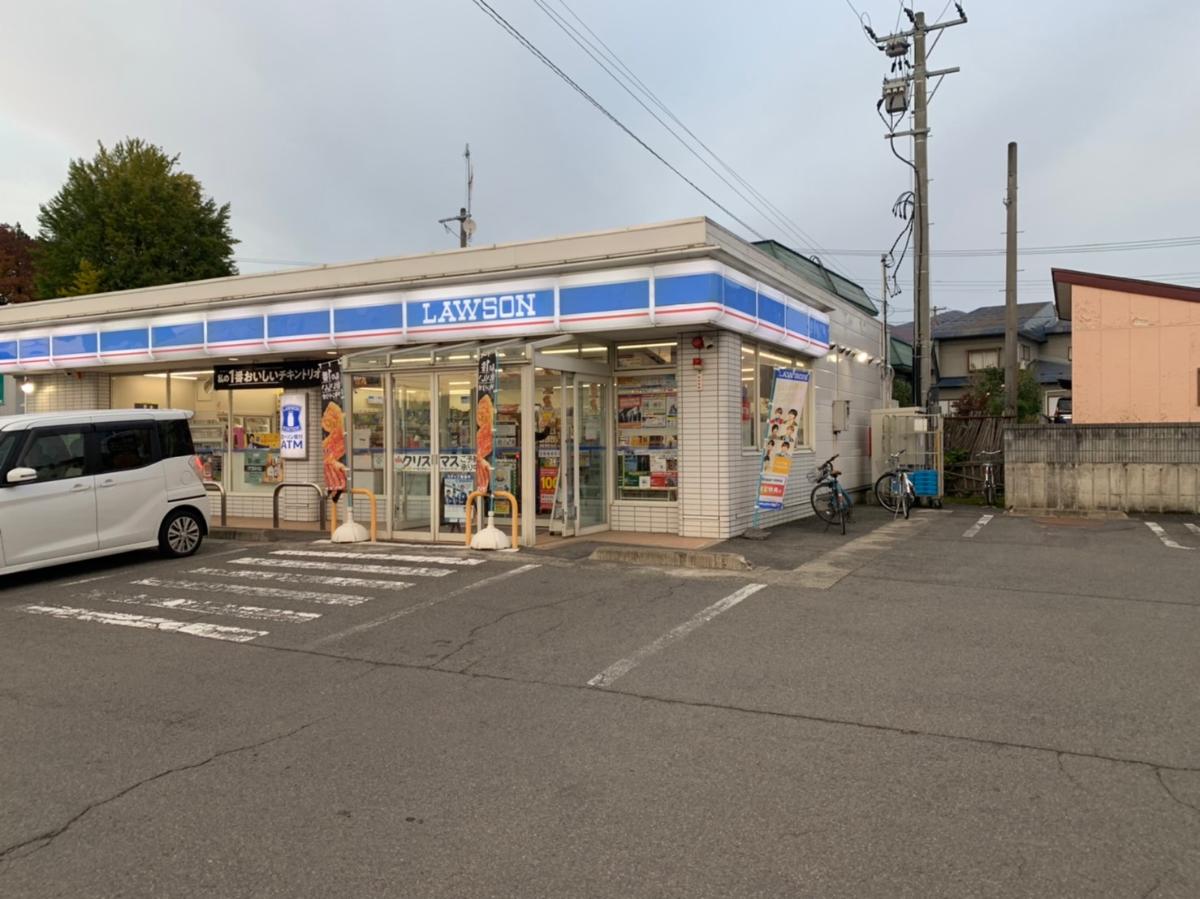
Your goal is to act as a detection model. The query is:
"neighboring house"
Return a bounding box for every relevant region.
[1053,269,1200,424]
[886,325,914,400]
[929,301,1072,416]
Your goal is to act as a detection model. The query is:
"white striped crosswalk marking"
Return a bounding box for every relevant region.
[233,557,452,577]
[89,591,320,623]
[268,549,485,567]
[1145,521,1193,550]
[132,577,371,606]
[20,605,267,643]
[188,567,414,592]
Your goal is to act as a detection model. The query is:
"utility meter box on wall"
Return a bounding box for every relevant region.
[832,400,850,434]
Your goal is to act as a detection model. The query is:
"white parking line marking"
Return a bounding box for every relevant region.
[269,549,485,566]
[231,558,452,577]
[92,592,321,623]
[962,514,995,538]
[1145,521,1193,550]
[62,575,113,586]
[587,583,767,689]
[132,577,371,606]
[306,563,541,648]
[20,605,267,643]
[1185,523,1200,537]
[189,567,414,593]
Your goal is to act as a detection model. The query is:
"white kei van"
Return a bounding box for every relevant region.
[0,409,211,575]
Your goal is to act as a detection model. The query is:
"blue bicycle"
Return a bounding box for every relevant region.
[809,453,853,534]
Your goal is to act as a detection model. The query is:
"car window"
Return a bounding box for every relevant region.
[157,419,195,458]
[0,431,21,470]
[18,430,89,482]
[96,425,156,473]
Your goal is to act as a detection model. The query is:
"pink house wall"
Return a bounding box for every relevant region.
[1073,286,1200,423]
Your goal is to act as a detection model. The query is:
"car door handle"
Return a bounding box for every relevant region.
[71,483,92,492]
[98,478,116,488]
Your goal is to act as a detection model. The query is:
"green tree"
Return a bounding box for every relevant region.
[892,377,913,406]
[0,222,39,303]
[35,138,237,298]
[954,366,1043,422]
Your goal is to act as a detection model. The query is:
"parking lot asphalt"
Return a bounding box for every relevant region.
[1,509,1198,897]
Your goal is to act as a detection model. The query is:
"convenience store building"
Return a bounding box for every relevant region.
[0,218,888,545]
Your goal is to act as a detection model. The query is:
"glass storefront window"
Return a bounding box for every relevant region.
[494,370,522,521]
[740,345,757,448]
[230,387,284,494]
[350,374,385,499]
[438,374,475,532]
[617,341,676,370]
[615,372,678,501]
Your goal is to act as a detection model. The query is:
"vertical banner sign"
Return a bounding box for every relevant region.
[279,392,307,459]
[755,369,811,511]
[319,361,348,501]
[475,353,497,496]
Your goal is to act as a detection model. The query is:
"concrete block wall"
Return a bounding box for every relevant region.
[22,372,111,412]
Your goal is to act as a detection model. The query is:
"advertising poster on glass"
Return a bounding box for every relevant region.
[475,353,497,496]
[279,392,307,460]
[319,361,348,501]
[442,472,474,523]
[755,369,810,511]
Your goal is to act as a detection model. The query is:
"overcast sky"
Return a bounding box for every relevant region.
[3,0,1197,317]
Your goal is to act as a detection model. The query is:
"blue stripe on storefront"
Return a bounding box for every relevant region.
[560,281,649,317]
[267,310,330,340]
[722,278,757,319]
[152,322,205,349]
[19,337,49,360]
[759,296,786,332]
[655,273,722,307]
[333,304,404,334]
[52,333,98,358]
[0,340,18,363]
[100,329,150,354]
[207,317,264,344]
[811,318,831,346]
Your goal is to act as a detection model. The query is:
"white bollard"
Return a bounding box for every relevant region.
[470,511,511,550]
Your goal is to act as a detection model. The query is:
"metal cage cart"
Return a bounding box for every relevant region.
[874,408,944,508]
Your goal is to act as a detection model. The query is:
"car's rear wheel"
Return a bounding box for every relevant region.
[159,509,204,558]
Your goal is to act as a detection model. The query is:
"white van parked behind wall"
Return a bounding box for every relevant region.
[0,409,211,575]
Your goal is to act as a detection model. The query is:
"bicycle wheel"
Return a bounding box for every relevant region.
[874,472,902,512]
[901,480,911,519]
[983,481,995,508]
[810,483,839,524]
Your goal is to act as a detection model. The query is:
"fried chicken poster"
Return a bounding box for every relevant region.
[319,362,348,501]
[475,353,497,494]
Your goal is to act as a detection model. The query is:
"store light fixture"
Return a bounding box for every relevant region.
[20,378,34,395]
[856,351,870,363]
[760,351,791,364]
[618,342,676,350]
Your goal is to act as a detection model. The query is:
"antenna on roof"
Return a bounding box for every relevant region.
[438,143,476,248]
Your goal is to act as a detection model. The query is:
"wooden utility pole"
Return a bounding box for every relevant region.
[1004,141,1019,417]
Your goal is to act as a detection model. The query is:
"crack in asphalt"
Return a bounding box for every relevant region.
[223,637,1200,776]
[1056,752,1091,794]
[1155,768,1200,818]
[0,718,323,870]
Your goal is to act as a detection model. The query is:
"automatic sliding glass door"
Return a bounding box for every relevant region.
[392,374,433,535]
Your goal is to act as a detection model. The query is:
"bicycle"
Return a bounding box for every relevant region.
[874,449,916,520]
[978,449,1003,507]
[809,453,853,534]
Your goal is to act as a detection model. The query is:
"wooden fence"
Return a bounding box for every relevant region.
[942,416,1014,497]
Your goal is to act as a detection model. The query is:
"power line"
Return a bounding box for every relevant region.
[465,0,769,242]
[539,0,854,276]
[816,235,1200,257]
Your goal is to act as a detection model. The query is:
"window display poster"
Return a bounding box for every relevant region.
[493,461,515,516]
[755,369,811,511]
[618,395,643,427]
[538,451,559,513]
[244,450,284,485]
[443,472,473,523]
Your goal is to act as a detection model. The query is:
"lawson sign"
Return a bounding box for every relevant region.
[0,261,833,372]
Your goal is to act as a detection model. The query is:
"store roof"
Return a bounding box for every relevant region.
[751,241,878,315]
[0,218,867,330]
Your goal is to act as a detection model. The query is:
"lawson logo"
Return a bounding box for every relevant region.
[415,292,541,326]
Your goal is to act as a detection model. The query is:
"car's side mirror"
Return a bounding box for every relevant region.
[6,467,37,484]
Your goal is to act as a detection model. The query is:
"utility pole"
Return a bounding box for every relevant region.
[438,144,476,248]
[869,5,967,411]
[881,254,891,406]
[1004,141,1019,417]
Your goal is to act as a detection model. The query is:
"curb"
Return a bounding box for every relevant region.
[209,527,324,542]
[588,545,753,571]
